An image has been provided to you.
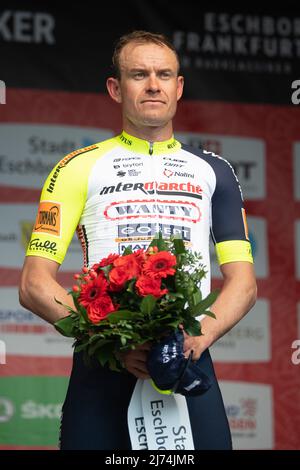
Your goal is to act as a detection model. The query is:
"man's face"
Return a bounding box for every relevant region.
[115,42,184,129]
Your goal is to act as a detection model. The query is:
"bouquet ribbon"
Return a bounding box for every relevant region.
[127,379,195,450]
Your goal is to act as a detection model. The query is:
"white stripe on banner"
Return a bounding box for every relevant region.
[128,379,194,450]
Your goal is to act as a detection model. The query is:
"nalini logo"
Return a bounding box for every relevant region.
[0,339,6,364]
[0,80,6,104]
[0,398,14,423]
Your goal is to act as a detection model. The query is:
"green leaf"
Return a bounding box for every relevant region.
[184,318,201,336]
[94,342,115,367]
[202,310,216,319]
[54,315,76,337]
[192,290,202,306]
[173,236,186,255]
[140,295,157,315]
[106,309,141,323]
[192,290,219,316]
[74,342,89,353]
[122,246,133,255]
[54,297,78,315]
[88,338,114,356]
[149,232,168,251]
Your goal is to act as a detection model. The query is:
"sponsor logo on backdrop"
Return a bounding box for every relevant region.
[99,181,203,199]
[173,14,299,75]
[0,79,6,104]
[296,221,300,280]
[0,398,14,423]
[0,287,73,357]
[298,303,300,341]
[33,201,61,237]
[210,299,271,362]
[0,124,113,189]
[220,381,274,449]
[291,339,300,365]
[105,200,201,223]
[0,377,69,446]
[293,144,300,200]
[291,80,300,105]
[0,204,82,271]
[246,218,269,277]
[176,132,266,200]
[0,10,55,44]
[292,303,300,364]
[0,339,6,364]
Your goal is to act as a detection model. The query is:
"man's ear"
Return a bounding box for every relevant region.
[106,77,122,103]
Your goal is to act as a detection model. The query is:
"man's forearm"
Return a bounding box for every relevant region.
[19,273,75,325]
[198,274,257,353]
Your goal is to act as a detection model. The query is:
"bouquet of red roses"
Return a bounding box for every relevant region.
[54,234,218,371]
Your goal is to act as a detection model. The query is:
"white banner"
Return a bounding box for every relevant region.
[128,379,194,450]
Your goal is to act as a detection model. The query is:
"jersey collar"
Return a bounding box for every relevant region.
[116,130,181,155]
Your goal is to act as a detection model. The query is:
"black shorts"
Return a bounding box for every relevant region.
[59,349,232,450]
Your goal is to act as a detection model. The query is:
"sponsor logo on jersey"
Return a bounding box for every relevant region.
[33,201,61,236]
[117,223,191,241]
[46,145,98,193]
[29,238,57,255]
[119,133,132,146]
[163,168,195,179]
[99,180,202,199]
[105,199,201,223]
[113,156,142,162]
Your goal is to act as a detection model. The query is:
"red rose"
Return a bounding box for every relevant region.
[113,253,141,278]
[109,266,131,291]
[143,251,176,279]
[87,295,116,323]
[78,273,108,307]
[99,253,120,268]
[136,275,168,298]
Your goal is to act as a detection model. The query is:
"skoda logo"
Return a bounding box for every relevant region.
[0,397,14,423]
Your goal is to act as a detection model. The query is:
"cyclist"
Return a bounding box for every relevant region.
[19,30,257,450]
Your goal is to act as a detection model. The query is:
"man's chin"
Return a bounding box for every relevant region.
[140,114,170,127]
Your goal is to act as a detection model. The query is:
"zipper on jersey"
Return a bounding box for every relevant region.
[148,141,160,237]
[149,141,153,155]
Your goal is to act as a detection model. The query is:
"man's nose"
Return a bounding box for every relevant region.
[146,73,160,92]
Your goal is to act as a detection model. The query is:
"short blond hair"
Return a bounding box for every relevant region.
[112,30,180,79]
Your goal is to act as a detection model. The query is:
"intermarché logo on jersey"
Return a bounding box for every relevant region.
[46,144,98,193]
[99,181,203,200]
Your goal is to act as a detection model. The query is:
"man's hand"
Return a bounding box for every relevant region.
[182,330,204,361]
[120,342,152,379]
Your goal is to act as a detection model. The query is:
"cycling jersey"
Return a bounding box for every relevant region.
[26,130,252,450]
[26,130,253,298]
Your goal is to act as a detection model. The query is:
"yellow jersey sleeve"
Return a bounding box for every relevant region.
[26,145,98,265]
